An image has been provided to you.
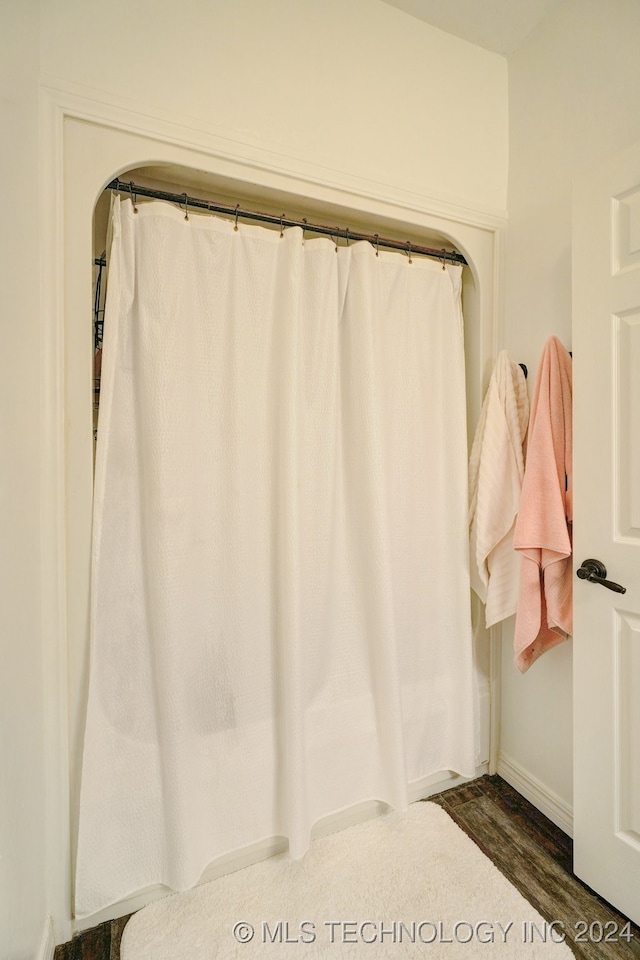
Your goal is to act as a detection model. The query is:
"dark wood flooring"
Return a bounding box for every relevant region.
[431,775,640,959]
[55,914,130,960]
[55,774,640,959]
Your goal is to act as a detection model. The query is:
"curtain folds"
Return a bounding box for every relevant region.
[75,197,477,917]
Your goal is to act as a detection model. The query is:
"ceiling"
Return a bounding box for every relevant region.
[380,0,561,55]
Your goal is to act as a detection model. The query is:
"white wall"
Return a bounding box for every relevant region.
[0,1,48,958]
[501,0,640,812]
[40,0,508,217]
[0,1,508,953]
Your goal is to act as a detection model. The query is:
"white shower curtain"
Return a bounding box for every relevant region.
[75,196,477,918]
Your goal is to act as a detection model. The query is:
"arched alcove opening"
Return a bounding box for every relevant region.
[51,112,499,932]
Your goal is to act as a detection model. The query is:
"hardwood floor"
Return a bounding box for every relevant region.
[431,776,640,959]
[55,775,640,959]
[54,914,130,960]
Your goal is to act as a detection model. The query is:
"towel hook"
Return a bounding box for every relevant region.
[182,192,189,222]
[129,181,138,214]
[519,363,528,380]
[234,204,240,232]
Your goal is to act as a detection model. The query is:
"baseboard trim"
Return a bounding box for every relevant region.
[37,916,55,960]
[408,763,489,803]
[497,752,573,837]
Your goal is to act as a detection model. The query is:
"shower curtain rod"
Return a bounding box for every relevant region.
[105,178,468,266]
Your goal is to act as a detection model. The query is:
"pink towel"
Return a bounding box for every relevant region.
[513,337,572,672]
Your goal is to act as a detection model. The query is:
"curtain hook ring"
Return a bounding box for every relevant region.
[234,203,240,232]
[345,227,350,248]
[279,214,285,239]
[182,192,189,221]
[441,248,447,270]
[301,217,307,245]
[374,234,379,258]
[335,228,339,253]
[129,181,138,214]
[406,241,413,265]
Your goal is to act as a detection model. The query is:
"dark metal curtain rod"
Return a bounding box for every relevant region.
[106,178,468,266]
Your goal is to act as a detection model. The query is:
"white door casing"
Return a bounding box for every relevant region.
[573,139,640,926]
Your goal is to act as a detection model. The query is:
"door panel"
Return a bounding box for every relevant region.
[573,140,640,925]
[613,185,640,273]
[615,310,640,538]
[616,611,640,841]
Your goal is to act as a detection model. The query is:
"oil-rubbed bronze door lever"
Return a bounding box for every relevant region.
[576,559,626,594]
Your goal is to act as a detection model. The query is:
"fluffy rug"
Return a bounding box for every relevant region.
[120,801,574,958]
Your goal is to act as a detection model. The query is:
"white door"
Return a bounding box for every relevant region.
[573,139,640,925]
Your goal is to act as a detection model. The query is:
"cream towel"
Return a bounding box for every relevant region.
[469,352,529,627]
[513,337,573,673]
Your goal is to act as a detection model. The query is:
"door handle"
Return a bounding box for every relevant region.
[576,559,626,594]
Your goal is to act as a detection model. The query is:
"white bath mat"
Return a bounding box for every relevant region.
[120,801,574,959]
